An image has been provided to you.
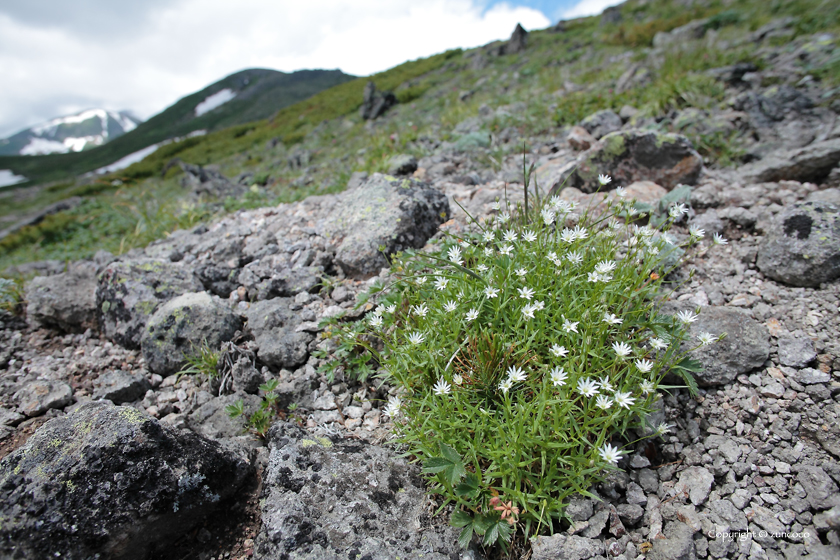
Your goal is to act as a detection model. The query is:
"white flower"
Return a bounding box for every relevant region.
[460,240,471,249]
[522,230,537,243]
[491,201,501,211]
[499,378,513,394]
[383,396,402,419]
[640,379,656,395]
[498,212,511,224]
[434,277,449,291]
[499,245,513,257]
[550,344,568,358]
[415,276,427,286]
[572,225,588,240]
[507,365,527,383]
[635,359,654,373]
[588,272,607,283]
[689,226,705,239]
[412,303,429,317]
[595,260,617,275]
[483,230,496,243]
[515,268,528,277]
[649,337,667,350]
[598,442,625,465]
[596,395,613,410]
[453,374,463,385]
[550,367,568,387]
[713,233,728,245]
[698,331,716,346]
[598,174,612,186]
[484,247,494,257]
[521,303,537,319]
[655,422,674,436]
[448,246,464,266]
[542,208,556,225]
[612,341,632,358]
[603,312,622,325]
[407,332,425,345]
[465,308,479,322]
[433,378,451,396]
[369,315,383,328]
[566,251,583,266]
[385,304,397,314]
[669,203,688,218]
[503,230,518,242]
[476,264,488,273]
[518,286,534,300]
[577,378,599,398]
[562,318,579,334]
[614,186,626,198]
[484,286,500,299]
[533,300,544,311]
[443,301,457,313]
[614,391,636,409]
[598,376,614,392]
[676,310,698,325]
[560,228,576,244]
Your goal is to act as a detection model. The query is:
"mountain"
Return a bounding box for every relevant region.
[0,68,355,184]
[0,109,142,156]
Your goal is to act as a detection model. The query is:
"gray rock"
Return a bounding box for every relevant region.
[93,370,151,404]
[616,503,644,525]
[0,408,25,427]
[580,110,623,140]
[26,263,98,332]
[566,496,595,521]
[778,336,817,367]
[675,466,714,506]
[704,435,742,463]
[756,202,840,287]
[360,81,396,120]
[646,521,696,560]
[639,468,659,493]
[506,23,528,54]
[550,129,703,194]
[0,401,253,560]
[709,499,748,531]
[807,187,840,205]
[740,138,840,183]
[626,481,648,506]
[796,367,831,384]
[231,356,263,394]
[245,298,313,369]
[653,18,709,49]
[180,162,247,199]
[97,258,203,349]
[15,380,73,417]
[581,507,609,538]
[141,292,241,377]
[254,422,459,559]
[568,125,596,151]
[187,393,263,439]
[690,209,725,235]
[386,154,418,176]
[748,504,786,534]
[321,173,449,277]
[530,533,605,560]
[798,466,840,510]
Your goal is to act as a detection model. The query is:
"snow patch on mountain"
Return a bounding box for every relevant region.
[0,170,26,188]
[95,130,207,174]
[195,89,236,117]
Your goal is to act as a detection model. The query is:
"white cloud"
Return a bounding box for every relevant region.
[562,0,624,19]
[0,1,550,138]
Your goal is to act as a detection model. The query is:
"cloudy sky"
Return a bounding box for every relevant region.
[0,0,622,139]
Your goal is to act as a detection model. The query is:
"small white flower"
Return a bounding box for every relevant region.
[369,315,383,328]
[499,245,514,257]
[598,376,614,392]
[713,233,728,245]
[499,378,513,394]
[598,442,625,465]
[635,359,654,373]
[614,391,636,409]
[465,308,479,322]
[483,230,496,243]
[407,332,425,345]
[522,230,537,243]
[460,240,471,249]
[433,378,452,396]
[676,310,698,325]
[649,337,668,350]
[484,286,499,299]
[484,247,494,257]
[415,276,427,286]
[562,318,579,334]
[521,303,536,319]
[698,332,716,346]
[560,228,576,244]
[503,230,518,242]
[491,201,501,211]
[550,367,568,387]
[603,312,623,325]
[453,374,463,385]
[566,251,583,266]
[669,203,688,218]
[614,186,626,198]
[572,225,588,240]
[596,395,613,410]
[598,174,612,186]
[515,268,527,277]
[413,303,429,317]
[655,422,674,436]
[577,378,599,398]
[588,272,604,283]
[533,300,544,310]
[640,379,656,395]
[443,301,457,313]
[595,260,617,275]
[612,341,632,358]
[383,396,402,419]
[448,246,463,265]
[542,208,556,225]
[476,264,488,273]
[385,304,397,314]
[689,226,705,239]
[434,277,449,291]
[507,365,527,383]
[518,286,534,300]
[498,212,511,224]
[550,344,568,358]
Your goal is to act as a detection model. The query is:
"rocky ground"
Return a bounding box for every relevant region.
[2,16,840,560]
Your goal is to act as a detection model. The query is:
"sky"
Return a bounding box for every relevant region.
[0,0,623,139]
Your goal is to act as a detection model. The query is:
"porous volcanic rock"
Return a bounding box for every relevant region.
[245,298,312,369]
[26,263,98,332]
[0,401,253,560]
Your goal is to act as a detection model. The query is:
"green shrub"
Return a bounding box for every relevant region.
[334,177,725,549]
[0,278,25,315]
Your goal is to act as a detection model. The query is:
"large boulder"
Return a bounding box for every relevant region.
[739,138,840,183]
[97,259,203,349]
[253,422,459,559]
[141,291,241,376]
[0,401,253,560]
[550,130,703,194]
[245,298,312,370]
[756,202,840,287]
[321,173,450,277]
[26,263,98,332]
[580,110,623,140]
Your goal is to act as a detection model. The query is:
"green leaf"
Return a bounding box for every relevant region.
[482,518,513,546]
[422,457,452,474]
[457,526,474,549]
[450,509,473,528]
[455,472,481,499]
[439,443,461,463]
[672,356,701,396]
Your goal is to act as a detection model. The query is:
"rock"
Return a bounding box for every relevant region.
[253,422,459,559]
[675,466,714,506]
[690,209,725,235]
[530,533,605,560]
[180,162,246,199]
[386,154,418,176]
[796,367,831,385]
[653,19,709,49]
[568,125,596,151]
[507,23,528,53]
[740,138,840,183]
[778,335,817,367]
[0,401,253,560]
[807,187,840,205]
[617,503,644,525]
[97,259,203,349]
[709,499,748,531]
[93,370,151,404]
[566,496,595,521]
[550,130,703,195]
[239,265,322,301]
[15,380,73,417]
[756,202,840,287]
[619,105,639,121]
[245,298,312,369]
[360,81,396,120]
[321,173,449,277]
[141,292,241,377]
[454,131,492,151]
[704,435,741,463]
[187,393,263,439]
[231,356,263,394]
[747,504,786,534]
[26,263,98,332]
[580,110,623,140]
[600,5,622,25]
[798,466,840,510]
[646,521,696,560]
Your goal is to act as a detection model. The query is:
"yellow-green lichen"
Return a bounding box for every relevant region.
[602,133,626,157]
[300,437,333,448]
[119,408,147,425]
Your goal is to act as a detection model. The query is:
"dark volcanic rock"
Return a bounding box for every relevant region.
[180,162,247,199]
[245,298,312,369]
[360,81,396,120]
[92,369,151,404]
[740,138,840,183]
[580,109,623,140]
[254,422,459,559]
[15,379,73,417]
[506,23,528,54]
[756,201,840,287]
[26,263,98,332]
[0,401,253,560]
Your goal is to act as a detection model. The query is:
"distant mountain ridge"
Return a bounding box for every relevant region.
[0,109,142,156]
